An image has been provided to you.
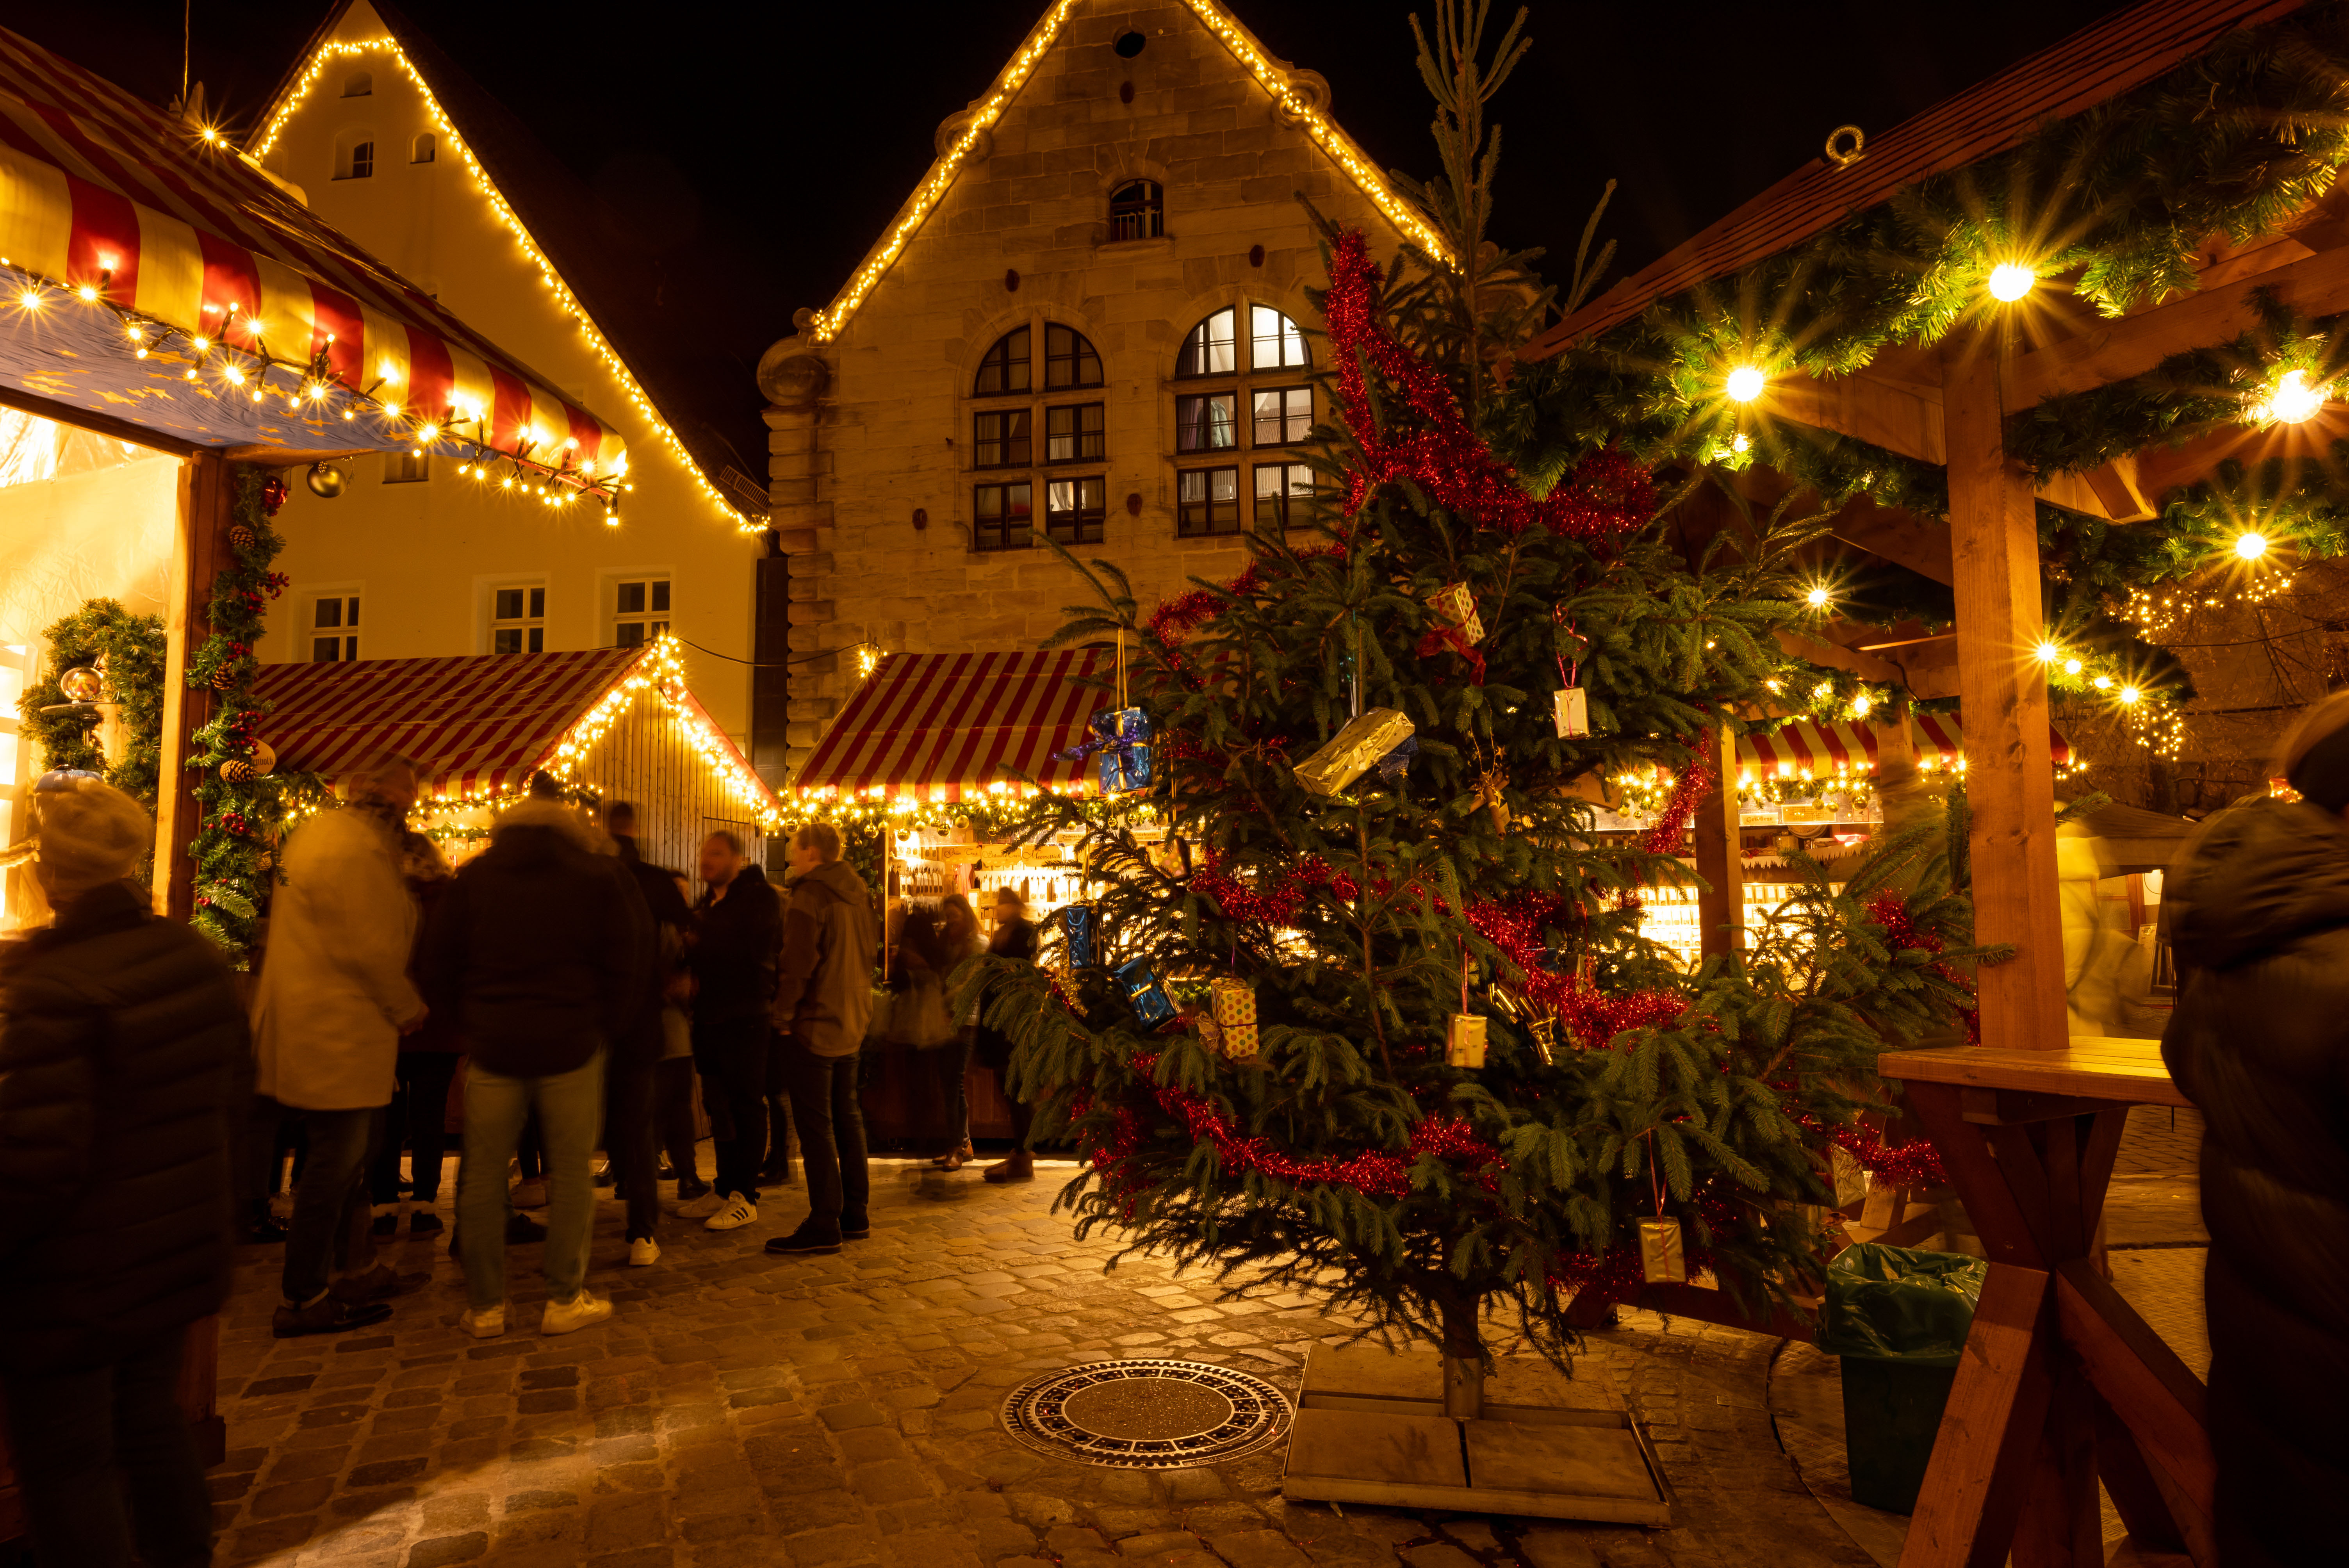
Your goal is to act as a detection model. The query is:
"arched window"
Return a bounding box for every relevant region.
[967,319,1109,552]
[1044,323,1101,389]
[334,132,376,181]
[411,132,437,164]
[342,70,372,97]
[1173,304,1317,538]
[1109,180,1163,242]
[974,326,1030,396]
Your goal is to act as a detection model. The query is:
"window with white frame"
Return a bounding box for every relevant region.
[489,583,546,654]
[612,577,671,648]
[308,593,361,662]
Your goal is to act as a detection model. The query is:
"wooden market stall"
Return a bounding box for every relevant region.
[248,636,780,867]
[0,24,628,1530]
[1520,0,2336,1561]
[791,648,1125,1144]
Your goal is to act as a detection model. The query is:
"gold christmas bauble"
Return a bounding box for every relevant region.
[58,666,103,703]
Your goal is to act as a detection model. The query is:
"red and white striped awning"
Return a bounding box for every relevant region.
[250,647,646,799]
[796,650,1116,800]
[0,25,620,479]
[1740,714,2072,773]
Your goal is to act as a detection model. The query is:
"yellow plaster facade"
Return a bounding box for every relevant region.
[761,0,1418,772]
[250,0,757,745]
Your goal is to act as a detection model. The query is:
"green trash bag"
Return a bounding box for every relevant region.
[1814,1243,1986,1369]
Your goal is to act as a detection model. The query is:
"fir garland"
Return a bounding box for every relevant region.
[15,599,166,817]
[185,469,308,960]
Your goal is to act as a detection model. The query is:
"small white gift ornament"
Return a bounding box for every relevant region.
[1554,687,1589,739]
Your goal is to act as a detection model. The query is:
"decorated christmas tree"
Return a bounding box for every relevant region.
[967,1,1984,1403]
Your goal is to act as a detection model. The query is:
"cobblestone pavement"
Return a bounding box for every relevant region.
[209,1158,1878,1568]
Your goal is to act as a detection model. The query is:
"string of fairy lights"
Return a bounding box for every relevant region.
[246,37,753,532]
[1,260,616,509]
[806,0,1449,348]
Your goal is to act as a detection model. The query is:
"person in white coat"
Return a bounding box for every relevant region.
[250,756,428,1337]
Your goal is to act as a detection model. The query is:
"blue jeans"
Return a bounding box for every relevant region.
[783,1039,869,1241]
[457,1051,604,1309]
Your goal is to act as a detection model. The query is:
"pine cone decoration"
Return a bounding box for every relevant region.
[209,665,238,690]
[219,759,254,783]
[228,524,257,550]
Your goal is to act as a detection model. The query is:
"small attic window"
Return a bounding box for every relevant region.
[342,70,372,97]
[412,132,436,163]
[1114,30,1147,58]
[1109,180,1163,242]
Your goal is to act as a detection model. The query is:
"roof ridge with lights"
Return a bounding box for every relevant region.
[803,0,1450,346]
[248,0,765,531]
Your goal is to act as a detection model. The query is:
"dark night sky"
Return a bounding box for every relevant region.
[14,0,2129,406]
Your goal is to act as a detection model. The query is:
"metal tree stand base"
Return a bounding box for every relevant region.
[1000,1358,1294,1469]
[1281,1344,1674,1524]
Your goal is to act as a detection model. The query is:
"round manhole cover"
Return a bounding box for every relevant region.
[1001,1358,1292,1469]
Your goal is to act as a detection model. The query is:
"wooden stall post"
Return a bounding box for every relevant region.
[1942,339,2067,1052]
[1692,725,1744,959]
[157,451,236,921]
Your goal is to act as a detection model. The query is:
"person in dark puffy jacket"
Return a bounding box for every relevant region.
[684,830,781,1232]
[2162,690,2349,1568]
[0,774,247,1568]
[421,786,649,1338]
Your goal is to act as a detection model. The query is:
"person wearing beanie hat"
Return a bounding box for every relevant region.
[249,755,430,1339]
[2161,688,2349,1565]
[0,773,248,1568]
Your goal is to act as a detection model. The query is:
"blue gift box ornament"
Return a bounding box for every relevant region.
[1058,707,1153,795]
[1373,734,1419,781]
[1064,904,1099,969]
[1112,957,1178,1029]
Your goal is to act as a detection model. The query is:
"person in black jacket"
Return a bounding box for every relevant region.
[422,788,649,1338]
[0,773,247,1568]
[602,802,695,1264]
[2163,693,2349,1567]
[684,830,780,1231]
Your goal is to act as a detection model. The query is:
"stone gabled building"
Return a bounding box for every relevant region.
[759,0,1439,770]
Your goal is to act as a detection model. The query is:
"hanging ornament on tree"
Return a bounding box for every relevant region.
[248,741,276,777]
[1477,756,1510,832]
[1194,1011,1226,1055]
[1209,976,1258,1059]
[1296,708,1415,796]
[1554,686,1590,739]
[1113,957,1178,1029]
[1416,582,1487,682]
[1639,1216,1688,1284]
[260,474,288,515]
[1064,903,1099,969]
[1830,1145,1867,1210]
[1445,1013,1488,1068]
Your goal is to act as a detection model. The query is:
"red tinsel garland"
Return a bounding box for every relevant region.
[1323,229,1656,541]
[1865,892,1984,1048]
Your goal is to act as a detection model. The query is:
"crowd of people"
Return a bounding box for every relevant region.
[0,757,1041,1568]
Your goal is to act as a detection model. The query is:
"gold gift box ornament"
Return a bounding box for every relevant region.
[1427,581,1484,643]
[1638,1217,1687,1284]
[1294,708,1416,797]
[1445,1014,1486,1068]
[1210,976,1258,1060]
[1554,686,1589,738]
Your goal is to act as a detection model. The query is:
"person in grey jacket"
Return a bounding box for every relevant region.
[765,821,878,1256]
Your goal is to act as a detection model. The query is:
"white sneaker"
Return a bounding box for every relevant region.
[704,1194,758,1231]
[542,1289,614,1335]
[629,1237,661,1267]
[461,1304,506,1339]
[676,1189,727,1219]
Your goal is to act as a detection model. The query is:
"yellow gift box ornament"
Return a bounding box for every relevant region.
[1209,976,1258,1060]
[1445,1014,1486,1068]
[1426,581,1484,643]
[1638,1217,1687,1284]
[1294,708,1416,797]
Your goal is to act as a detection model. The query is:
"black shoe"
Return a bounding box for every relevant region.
[675,1176,711,1202]
[371,1212,397,1237]
[840,1215,871,1241]
[409,1211,445,1235]
[656,1160,678,1180]
[243,1213,290,1244]
[507,1212,545,1245]
[757,1162,796,1187]
[593,1162,616,1189]
[764,1226,841,1256]
[273,1295,393,1338]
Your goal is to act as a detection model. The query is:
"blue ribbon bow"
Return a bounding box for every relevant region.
[1057,707,1153,795]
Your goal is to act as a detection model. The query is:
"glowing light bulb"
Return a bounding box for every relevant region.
[16,289,40,309]
[418,423,439,442]
[75,284,98,302]
[2119,685,2141,705]
[125,324,143,340]
[1852,693,1873,717]
[2063,658,2083,675]
[2267,369,2324,424]
[1987,262,2036,302]
[1731,433,1750,454]
[2035,640,2062,663]
[2092,675,2112,690]
[1725,365,1766,403]
[190,336,209,351]
[1805,585,1831,609]
[223,365,244,385]
[382,401,401,417]
[2235,530,2270,561]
